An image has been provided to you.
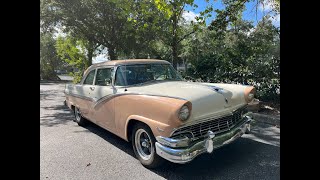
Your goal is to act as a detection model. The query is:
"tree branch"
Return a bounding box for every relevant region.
[177,3,185,20]
[177,30,196,43]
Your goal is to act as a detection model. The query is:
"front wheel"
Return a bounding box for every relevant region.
[132,123,164,168]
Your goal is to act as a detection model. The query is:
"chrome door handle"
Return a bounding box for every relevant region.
[90,87,95,91]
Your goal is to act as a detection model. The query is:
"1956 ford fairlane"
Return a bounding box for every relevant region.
[64,59,255,168]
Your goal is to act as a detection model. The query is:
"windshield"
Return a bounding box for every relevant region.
[115,64,183,86]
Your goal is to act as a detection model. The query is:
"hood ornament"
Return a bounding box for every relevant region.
[224,97,231,108]
[203,84,230,107]
[224,98,228,104]
[207,86,223,93]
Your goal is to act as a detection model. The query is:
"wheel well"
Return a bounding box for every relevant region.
[71,105,75,112]
[127,120,148,142]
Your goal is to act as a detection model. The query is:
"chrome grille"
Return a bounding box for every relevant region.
[171,106,247,138]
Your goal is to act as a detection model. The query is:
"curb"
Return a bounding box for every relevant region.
[250,113,280,126]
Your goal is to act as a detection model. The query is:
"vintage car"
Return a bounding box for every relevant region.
[64,59,255,168]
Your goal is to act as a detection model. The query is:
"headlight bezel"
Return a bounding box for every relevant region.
[244,86,256,103]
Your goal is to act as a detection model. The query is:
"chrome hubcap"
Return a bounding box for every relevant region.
[141,141,150,148]
[135,129,153,160]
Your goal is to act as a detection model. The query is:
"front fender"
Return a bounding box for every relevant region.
[113,94,188,141]
[125,115,171,141]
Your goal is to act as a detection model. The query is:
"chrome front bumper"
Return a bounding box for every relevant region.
[155,116,252,164]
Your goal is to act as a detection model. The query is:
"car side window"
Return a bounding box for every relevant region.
[83,69,96,85]
[95,68,113,86]
[115,66,126,86]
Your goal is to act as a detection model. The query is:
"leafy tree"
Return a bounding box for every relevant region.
[55,36,89,83]
[153,0,213,69]
[40,33,62,81]
[248,16,280,102]
[184,17,279,103]
[113,0,169,59]
[41,0,60,33]
[259,0,280,14]
[40,0,280,103]
[41,0,129,60]
[209,0,280,35]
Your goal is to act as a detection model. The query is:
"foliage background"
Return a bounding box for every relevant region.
[40,0,280,103]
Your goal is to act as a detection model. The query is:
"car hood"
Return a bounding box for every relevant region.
[122,81,248,122]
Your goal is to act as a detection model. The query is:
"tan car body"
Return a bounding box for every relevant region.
[65,59,255,142]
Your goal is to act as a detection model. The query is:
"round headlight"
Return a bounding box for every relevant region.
[248,93,254,101]
[179,105,190,121]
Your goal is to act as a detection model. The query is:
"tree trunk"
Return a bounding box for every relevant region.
[86,47,93,68]
[172,43,178,69]
[108,47,117,60]
[89,41,94,65]
[135,49,141,59]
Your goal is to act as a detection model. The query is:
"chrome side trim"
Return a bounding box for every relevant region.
[139,94,188,101]
[66,90,188,109]
[93,93,188,109]
[64,92,93,101]
[93,94,121,108]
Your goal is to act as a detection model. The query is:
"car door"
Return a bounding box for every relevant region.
[90,67,116,132]
[79,69,97,120]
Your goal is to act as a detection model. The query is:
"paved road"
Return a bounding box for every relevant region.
[40,83,280,180]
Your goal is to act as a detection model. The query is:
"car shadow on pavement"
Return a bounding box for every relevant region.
[40,104,75,127]
[77,122,280,180]
[40,89,64,101]
[151,138,280,180]
[40,91,54,101]
[78,122,135,156]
